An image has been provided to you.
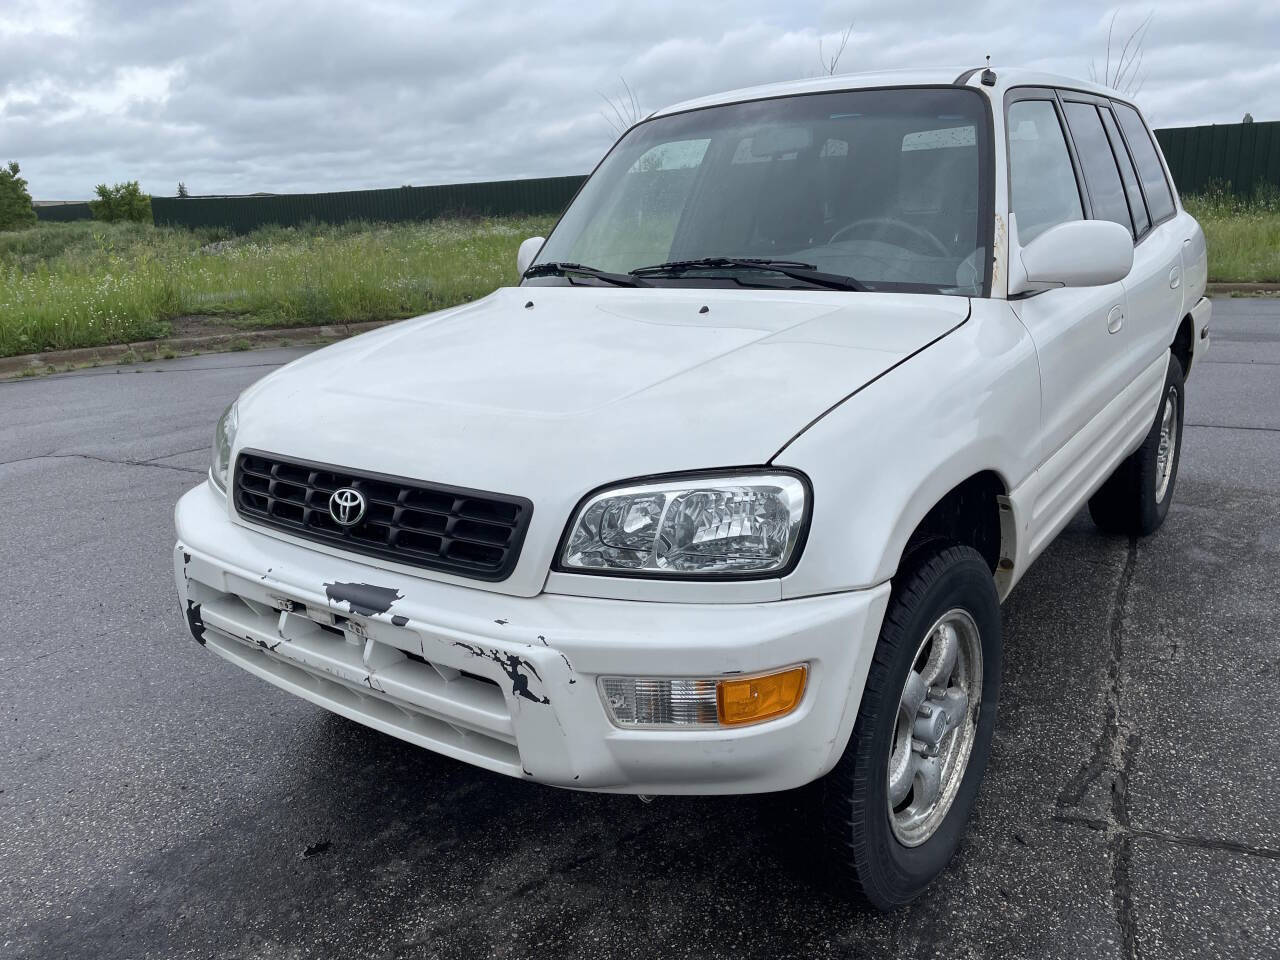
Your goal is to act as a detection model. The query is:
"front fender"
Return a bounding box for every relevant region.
[776,300,1040,598]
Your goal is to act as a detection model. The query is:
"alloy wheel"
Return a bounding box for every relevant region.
[1155,385,1179,503]
[886,608,983,847]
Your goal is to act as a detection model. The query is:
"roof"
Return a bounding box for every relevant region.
[649,67,1122,118]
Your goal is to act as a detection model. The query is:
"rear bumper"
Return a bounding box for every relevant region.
[175,482,890,794]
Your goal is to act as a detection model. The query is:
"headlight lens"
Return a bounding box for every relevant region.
[210,401,239,492]
[560,472,808,576]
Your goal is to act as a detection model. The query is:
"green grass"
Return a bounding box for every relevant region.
[1182,183,1280,284]
[0,216,555,357]
[3,192,1277,358]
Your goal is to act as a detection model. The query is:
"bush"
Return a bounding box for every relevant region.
[90,181,153,223]
[0,161,38,231]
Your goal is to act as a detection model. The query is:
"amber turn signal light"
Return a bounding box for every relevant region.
[716,665,807,726]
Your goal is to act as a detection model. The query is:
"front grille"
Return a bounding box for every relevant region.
[233,450,532,581]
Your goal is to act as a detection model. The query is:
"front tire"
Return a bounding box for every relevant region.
[821,544,1001,909]
[1088,353,1185,536]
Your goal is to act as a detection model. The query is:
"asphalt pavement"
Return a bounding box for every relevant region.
[2,298,1278,960]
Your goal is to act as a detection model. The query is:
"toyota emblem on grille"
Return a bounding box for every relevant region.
[329,487,366,526]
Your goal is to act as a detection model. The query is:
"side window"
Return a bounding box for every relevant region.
[1113,102,1177,222]
[1062,101,1134,238]
[1100,107,1150,237]
[1006,99,1083,243]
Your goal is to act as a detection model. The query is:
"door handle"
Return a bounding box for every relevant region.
[1169,266,1181,289]
[1107,305,1124,334]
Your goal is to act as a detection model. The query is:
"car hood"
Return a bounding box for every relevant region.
[233,285,967,594]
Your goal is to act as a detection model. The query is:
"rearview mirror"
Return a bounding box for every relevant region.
[1008,217,1133,296]
[748,125,813,158]
[517,236,545,277]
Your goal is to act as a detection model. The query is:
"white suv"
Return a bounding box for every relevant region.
[175,67,1209,907]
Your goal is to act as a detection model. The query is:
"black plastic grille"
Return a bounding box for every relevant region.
[233,450,532,581]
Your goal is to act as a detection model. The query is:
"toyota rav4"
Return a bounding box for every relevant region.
[174,67,1210,907]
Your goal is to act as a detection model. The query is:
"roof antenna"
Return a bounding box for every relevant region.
[981,55,997,86]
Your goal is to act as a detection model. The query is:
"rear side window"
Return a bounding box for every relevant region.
[1113,102,1177,222]
[1007,99,1083,243]
[1100,107,1150,237]
[1063,101,1133,237]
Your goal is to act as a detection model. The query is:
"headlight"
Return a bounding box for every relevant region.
[558,472,808,577]
[210,401,239,493]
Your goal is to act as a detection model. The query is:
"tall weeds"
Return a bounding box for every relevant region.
[0,216,554,356]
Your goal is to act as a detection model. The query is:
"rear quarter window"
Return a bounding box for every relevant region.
[1113,102,1177,222]
[1099,107,1150,237]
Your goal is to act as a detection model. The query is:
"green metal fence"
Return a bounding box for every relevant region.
[1155,121,1280,196]
[34,202,94,222]
[33,121,1279,231]
[150,175,588,232]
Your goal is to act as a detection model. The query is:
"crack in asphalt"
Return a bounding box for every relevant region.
[1056,536,1141,960]
[1184,422,1280,434]
[1046,527,1280,953]
[1202,359,1280,367]
[138,445,208,463]
[0,452,205,475]
[1054,814,1280,862]
[1056,537,1138,808]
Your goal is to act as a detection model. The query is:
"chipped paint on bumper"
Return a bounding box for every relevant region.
[174,481,890,795]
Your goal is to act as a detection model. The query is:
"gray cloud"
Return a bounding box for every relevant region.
[2,0,1277,199]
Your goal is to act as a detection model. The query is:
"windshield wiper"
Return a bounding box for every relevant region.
[631,257,867,292]
[523,261,649,287]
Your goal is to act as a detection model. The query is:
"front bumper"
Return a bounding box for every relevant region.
[175,482,889,794]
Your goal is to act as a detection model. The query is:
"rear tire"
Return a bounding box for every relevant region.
[820,544,1001,909]
[1089,354,1184,536]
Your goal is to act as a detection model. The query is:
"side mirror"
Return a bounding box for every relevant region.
[516,236,545,278]
[1007,217,1133,296]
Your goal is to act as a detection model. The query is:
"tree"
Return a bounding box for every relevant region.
[0,161,38,231]
[1243,113,1254,123]
[177,181,189,198]
[817,21,855,76]
[1089,11,1153,97]
[598,76,643,138]
[90,181,152,223]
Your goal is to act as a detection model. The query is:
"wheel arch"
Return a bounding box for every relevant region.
[1172,313,1194,377]
[896,469,1018,600]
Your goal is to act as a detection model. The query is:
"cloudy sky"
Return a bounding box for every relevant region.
[3,0,1277,200]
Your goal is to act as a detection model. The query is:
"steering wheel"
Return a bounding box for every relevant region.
[829,217,951,258]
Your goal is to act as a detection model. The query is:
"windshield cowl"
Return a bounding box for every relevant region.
[630,257,867,292]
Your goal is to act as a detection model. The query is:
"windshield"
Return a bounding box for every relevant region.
[531,87,991,296]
